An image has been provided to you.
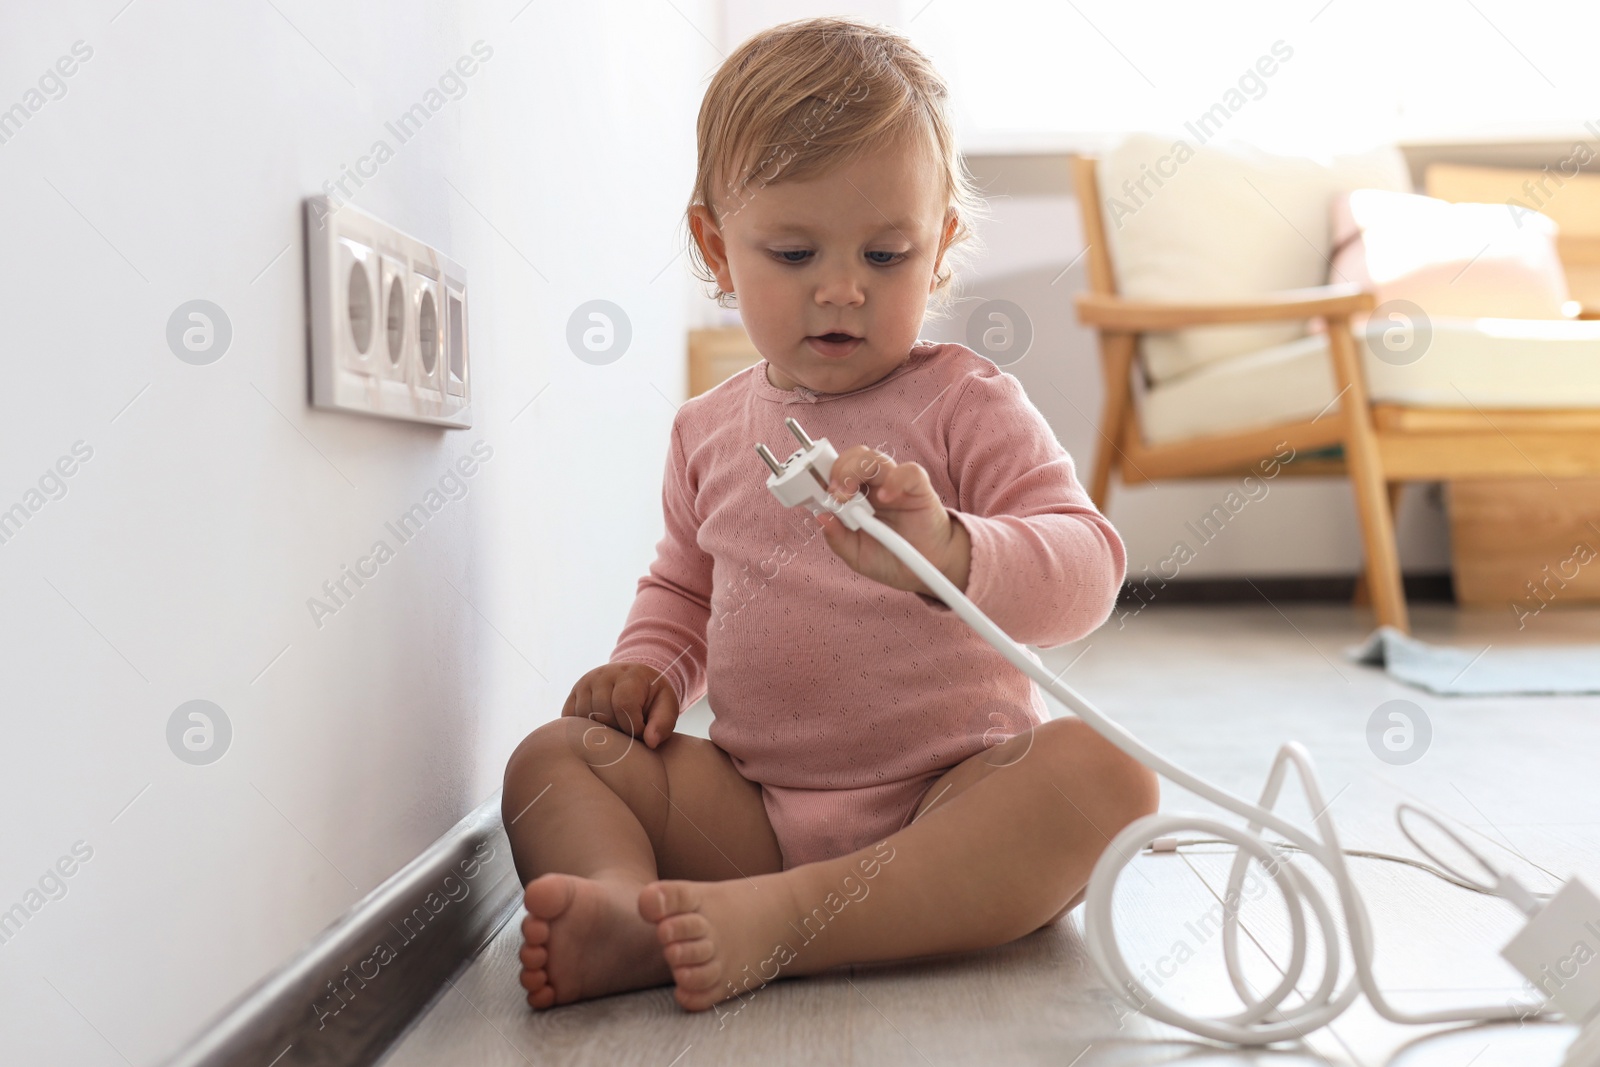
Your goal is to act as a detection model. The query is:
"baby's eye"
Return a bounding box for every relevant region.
[769,249,812,264]
[866,250,907,266]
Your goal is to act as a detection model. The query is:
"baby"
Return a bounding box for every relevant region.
[501,15,1159,1015]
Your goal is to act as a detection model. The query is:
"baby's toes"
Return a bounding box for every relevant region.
[523,873,575,923]
[518,956,547,991]
[518,943,547,972]
[520,912,550,948]
[520,971,554,1012]
[671,960,725,1002]
[655,911,711,947]
[639,880,701,923]
[663,936,714,968]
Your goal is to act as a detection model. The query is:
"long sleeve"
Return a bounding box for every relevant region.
[608,419,713,707]
[914,368,1127,648]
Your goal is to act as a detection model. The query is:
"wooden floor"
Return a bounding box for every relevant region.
[380,602,1600,1066]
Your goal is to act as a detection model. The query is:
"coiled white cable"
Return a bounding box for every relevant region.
[1153,836,1555,901]
[757,419,1557,1047]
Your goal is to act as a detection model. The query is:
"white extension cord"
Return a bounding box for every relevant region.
[756,417,1600,1061]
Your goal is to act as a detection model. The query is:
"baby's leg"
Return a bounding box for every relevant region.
[501,716,783,1008]
[639,716,1160,1012]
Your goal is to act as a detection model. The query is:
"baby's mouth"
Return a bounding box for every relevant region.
[805,332,863,359]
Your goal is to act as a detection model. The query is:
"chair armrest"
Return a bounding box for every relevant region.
[1074,285,1376,331]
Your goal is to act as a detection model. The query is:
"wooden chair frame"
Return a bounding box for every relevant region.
[1069,154,1600,634]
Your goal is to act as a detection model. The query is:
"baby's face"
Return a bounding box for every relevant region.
[692,134,955,395]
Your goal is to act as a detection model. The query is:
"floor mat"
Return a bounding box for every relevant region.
[1347,625,1600,695]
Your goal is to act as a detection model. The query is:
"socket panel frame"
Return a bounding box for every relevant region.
[305,197,472,428]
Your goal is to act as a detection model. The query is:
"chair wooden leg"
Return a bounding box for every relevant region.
[1352,481,1404,606]
[1088,332,1136,513]
[1326,315,1409,633]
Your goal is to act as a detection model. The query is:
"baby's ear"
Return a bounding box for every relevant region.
[929,210,960,288]
[942,214,959,257]
[688,206,714,253]
[689,206,734,288]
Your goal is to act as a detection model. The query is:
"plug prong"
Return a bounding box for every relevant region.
[784,417,814,450]
[755,442,784,476]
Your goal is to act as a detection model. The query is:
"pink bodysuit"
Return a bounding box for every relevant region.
[609,340,1127,869]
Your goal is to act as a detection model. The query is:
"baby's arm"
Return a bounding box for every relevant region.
[923,368,1126,647]
[607,420,713,721]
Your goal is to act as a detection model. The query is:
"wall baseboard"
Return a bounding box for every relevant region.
[1116,572,1455,606]
[160,794,521,1067]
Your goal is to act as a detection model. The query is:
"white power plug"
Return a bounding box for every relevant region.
[1500,877,1600,1065]
[755,417,877,531]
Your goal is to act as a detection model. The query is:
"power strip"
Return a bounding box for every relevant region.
[757,416,1598,1061]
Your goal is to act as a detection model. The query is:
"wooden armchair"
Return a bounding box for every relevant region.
[1069,153,1600,635]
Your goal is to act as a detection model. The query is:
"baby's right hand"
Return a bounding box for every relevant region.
[561,662,680,750]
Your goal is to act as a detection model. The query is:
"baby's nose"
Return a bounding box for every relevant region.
[814,274,866,306]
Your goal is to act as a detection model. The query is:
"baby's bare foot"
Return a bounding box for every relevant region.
[638,875,817,1013]
[517,873,672,1009]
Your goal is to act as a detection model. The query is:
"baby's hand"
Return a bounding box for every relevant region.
[561,662,680,750]
[816,445,971,598]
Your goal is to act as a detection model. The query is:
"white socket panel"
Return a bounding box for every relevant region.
[305,197,472,427]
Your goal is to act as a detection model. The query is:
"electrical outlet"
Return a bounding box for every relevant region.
[445,281,468,397]
[379,253,409,382]
[305,197,471,427]
[338,238,379,375]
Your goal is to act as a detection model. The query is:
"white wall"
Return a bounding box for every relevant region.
[0,0,717,1061]
[721,0,900,51]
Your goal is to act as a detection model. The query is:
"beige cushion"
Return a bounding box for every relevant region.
[1328,188,1570,322]
[1097,133,1412,385]
[1138,316,1600,446]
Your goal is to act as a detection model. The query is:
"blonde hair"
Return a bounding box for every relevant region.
[685,16,987,320]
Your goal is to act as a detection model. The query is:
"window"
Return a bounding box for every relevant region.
[903,0,1599,152]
